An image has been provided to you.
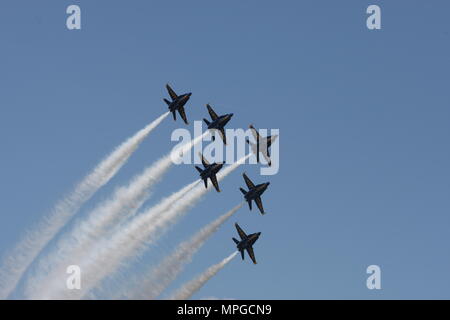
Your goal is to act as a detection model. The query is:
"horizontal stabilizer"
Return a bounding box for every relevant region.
[203,118,211,126]
[232,238,240,245]
[163,98,171,106]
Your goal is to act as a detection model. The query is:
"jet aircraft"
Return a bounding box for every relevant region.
[232,223,261,264]
[195,153,223,192]
[163,84,192,124]
[203,104,233,144]
[246,124,278,166]
[239,173,270,214]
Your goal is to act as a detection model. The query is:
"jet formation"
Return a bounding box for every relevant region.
[162,84,274,265]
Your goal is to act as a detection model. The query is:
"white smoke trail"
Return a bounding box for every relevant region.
[127,203,243,299]
[41,154,250,299]
[30,179,200,299]
[24,157,171,298]
[169,252,238,300]
[0,112,169,299]
[25,131,209,299]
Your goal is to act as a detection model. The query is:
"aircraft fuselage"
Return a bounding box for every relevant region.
[236,232,261,251]
[207,113,233,130]
[168,93,191,112]
[244,182,270,202]
[199,163,223,180]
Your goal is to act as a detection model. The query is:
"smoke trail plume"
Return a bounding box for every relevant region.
[128,203,243,299]
[0,112,169,299]
[30,179,200,299]
[25,131,209,299]
[41,154,250,299]
[169,252,238,300]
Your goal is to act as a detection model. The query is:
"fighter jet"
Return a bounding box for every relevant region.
[163,84,192,125]
[195,153,223,192]
[203,104,233,144]
[246,124,278,166]
[239,173,270,215]
[232,223,261,264]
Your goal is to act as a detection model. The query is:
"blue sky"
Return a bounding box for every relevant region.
[1,0,449,299]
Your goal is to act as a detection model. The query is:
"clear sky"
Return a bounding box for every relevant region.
[0,0,449,299]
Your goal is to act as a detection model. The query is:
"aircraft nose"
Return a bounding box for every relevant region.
[257,232,262,236]
[187,92,192,96]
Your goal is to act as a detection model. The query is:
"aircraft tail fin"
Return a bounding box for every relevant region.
[163,98,171,106]
[239,188,247,195]
[240,250,245,260]
[232,238,240,245]
[203,118,211,126]
[172,110,176,121]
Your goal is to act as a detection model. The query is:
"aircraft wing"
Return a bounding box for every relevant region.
[261,151,272,167]
[249,124,260,142]
[166,84,178,100]
[218,128,227,145]
[235,223,247,240]
[210,174,220,192]
[206,104,219,121]
[199,153,210,167]
[255,196,265,214]
[247,246,257,264]
[178,106,188,124]
[243,173,256,189]
[266,134,278,148]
